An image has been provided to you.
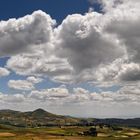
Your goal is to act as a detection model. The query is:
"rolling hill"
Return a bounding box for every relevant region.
[0,109,81,127]
[0,109,140,128]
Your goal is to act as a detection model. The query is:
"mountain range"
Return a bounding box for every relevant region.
[0,109,140,128]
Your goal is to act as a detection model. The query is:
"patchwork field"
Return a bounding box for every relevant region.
[0,125,140,140]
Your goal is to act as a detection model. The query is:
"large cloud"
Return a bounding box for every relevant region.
[54,12,124,73]
[29,86,69,101]
[3,0,140,85]
[7,76,43,91]
[0,10,55,57]
[7,54,73,83]
[0,92,25,103]
[8,80,35,91]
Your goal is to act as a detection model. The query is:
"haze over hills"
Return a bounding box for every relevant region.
[0,109,140,128]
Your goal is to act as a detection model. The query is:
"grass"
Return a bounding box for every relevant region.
[0,125,140,140]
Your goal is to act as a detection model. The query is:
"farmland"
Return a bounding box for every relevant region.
[0,125,140,140]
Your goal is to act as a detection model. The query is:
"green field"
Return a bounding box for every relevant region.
[0,125,140,140]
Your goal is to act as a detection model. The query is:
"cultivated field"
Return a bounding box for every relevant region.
[0,125,140,140]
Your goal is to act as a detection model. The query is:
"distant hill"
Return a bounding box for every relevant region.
[0,109,140,128]
[94,118,140,128]
[0,109,81,127]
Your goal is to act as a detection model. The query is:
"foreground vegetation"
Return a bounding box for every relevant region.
[0,125,140,140]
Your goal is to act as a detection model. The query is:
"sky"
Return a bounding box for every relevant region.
[0,0,140,118]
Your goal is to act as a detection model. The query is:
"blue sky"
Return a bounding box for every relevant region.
[0,0,140,118]
[0,0,95,21]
